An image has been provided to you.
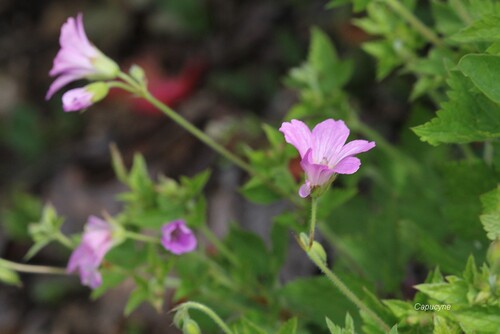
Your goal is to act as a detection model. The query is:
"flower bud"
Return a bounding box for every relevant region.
[183,319,201,334]
[310,240,327,264]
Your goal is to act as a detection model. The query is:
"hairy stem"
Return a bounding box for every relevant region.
[304,248,391,332]
[0,258,67,275]
[201,225,239,266]
[124,231,160,244]
[308,197,318,247]
[176,301,234,334]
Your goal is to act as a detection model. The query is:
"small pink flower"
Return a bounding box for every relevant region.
[62,82,109,112]
[280,119,375,198]
[161,220,197,255]
[46,13,119,100]
[67,216,114,289]
[62,88,93,111]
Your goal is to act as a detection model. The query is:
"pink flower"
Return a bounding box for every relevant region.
[62,88,93,111]
[161,220,197,255]
[67,216,114,289]
[280,119,375,198]
[62,82,109,112]
[46,13,119,100]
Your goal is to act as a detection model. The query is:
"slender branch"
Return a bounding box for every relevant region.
[200,225,239,266]
[175,301,234,334]
[308,197,318,247]
[117,72,303,207]
[383,0,443,47]
[124,231,160,244]
[0,258,67,275]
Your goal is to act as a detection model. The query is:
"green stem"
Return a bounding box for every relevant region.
[0,258,67,275]
[201,225,239,266]
[305,250,391,332]
[484,141,494,166]
[176,301,234,334]
[142,89,255,174]
[117,72,303,207]
[308,197,318,247]
[55,232,74,249]
[450,0,473,25]
[125,231,160,244]
[383,0,443,47]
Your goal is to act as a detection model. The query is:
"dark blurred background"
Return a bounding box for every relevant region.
[0,0,409,333]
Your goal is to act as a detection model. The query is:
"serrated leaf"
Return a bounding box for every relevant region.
[452,15,500,43]
[454,306,500,332]
[413,71,500,145]
[480,186,500,240]
[458,54,500,103]
[414,281,468,304]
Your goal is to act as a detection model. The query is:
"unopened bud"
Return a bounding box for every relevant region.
[183,319,201,334]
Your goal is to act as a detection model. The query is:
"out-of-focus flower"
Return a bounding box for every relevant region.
[47,13,119,100]
[280,119,375,198]
[161,220,197,255]
[67,216,115,289]
[62,82,109,112]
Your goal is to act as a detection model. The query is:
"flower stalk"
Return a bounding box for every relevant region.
[174,301,234,334]
[298,237,391,332]
[0,258,67,275]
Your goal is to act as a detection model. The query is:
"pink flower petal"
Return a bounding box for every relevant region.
[298,182,311,198]
[62,88,94,112]
[279,119,312,158]
[333,156,361,174]
[161,220,197,255]
[311,119,350,165]
[300,149,336,188]
[334,140,375,165]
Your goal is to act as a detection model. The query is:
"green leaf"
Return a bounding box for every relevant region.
[91,268,127,300]
[452,15,500,43]
[240,177,282,204]
[431,0,464,36]
[124,285,149,316]
[458,54,500,103]
[454,306,500,332]
[433,315,461,334]
[480,186,500,240]
[413,71,500,145]
[414,281,468,304]
[325,313,355,334]
[277,317,297,334]
[362,41,402,80]
[308,27,353,91]
[389,325,399,334]
[0,266,22,287]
